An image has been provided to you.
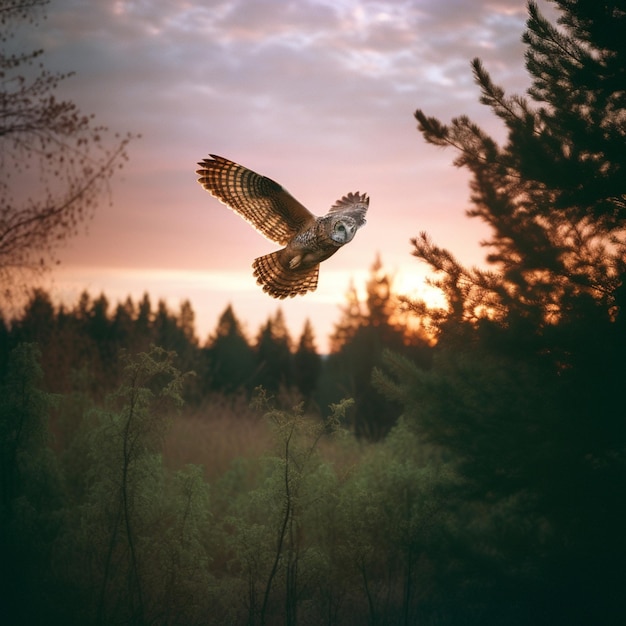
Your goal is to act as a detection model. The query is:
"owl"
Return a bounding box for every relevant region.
[196,154,369,299]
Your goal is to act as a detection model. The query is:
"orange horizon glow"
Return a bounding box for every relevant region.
[43,261,449,353]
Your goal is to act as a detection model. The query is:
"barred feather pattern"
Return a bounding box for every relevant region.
[196,154,368,299]
[252,251,320,299]
[196,155,314,245]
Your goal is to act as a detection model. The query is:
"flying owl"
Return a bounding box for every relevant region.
[196,154,369,299]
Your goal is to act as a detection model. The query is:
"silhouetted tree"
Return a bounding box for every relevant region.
[0,0,134,293]
[152,299,203,399]
[86,294,117,378]
[323,257,431,439]
[153,299,197,356]
[2,290,208,401]
[134,293,154,352]
[384,2,626,623]
[111,296,136,351]
[13,288,56,347]
[293,319,321,403]
[412,1,626,347]
[205,304,256,394]
[178,299,196,346]
[254,309,293,395]
[329,279,364,354]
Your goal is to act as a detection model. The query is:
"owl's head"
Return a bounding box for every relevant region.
[329,216,358,245]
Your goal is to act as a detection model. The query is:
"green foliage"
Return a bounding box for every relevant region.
[222,391,346,625]
[0,343,65,624]
[0,343,60,512]
[211,394,458,626]
[55,347,205,625]
[375,349,560,497]
[335,423,453,625]
[377,341,626,623]
[10,338,592,625]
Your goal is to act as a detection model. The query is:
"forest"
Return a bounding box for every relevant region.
[2,1,626,625]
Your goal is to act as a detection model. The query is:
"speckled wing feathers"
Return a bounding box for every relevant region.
[196,155,315,245]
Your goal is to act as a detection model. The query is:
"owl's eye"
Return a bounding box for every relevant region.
[337,224,346,233]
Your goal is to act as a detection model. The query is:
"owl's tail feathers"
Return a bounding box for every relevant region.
[253,251,319,299]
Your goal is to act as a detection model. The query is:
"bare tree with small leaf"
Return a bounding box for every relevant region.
[0,0,135,294]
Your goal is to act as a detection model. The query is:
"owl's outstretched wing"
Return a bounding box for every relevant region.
[197,155,315,246]
[328,191,369,227]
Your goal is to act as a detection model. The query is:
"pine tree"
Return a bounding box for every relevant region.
[254,309,293,395]
[329,279,364,354]
[14,289,56,345]
[135,293,154,352]
[205,304,255,394]
[111,297,136,352]
[324,257,431,439]
[388,2,626,622]
[293,319,321,403]
[412,0,626,345]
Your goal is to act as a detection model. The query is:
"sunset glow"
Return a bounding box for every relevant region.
[14,0,556,350]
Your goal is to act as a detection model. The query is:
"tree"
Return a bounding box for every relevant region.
[111,296,136,346]
[82,348,189,625]
[328,279,363,354]
[293,319,321,403]
[323,257,432,440]
[52,347,214,625]
[0,0,134,292]
[254,309,293,395]
[205,304,255,394]
[133,293,154,352]
[225,393,349,626]
[0,342,64,624]
[411,1,626,346]
[388,2,626,622]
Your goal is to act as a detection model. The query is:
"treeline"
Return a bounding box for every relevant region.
[4,287,624,625]
[0,257,432,440]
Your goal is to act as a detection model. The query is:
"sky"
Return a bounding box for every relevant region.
[18,0,556,351]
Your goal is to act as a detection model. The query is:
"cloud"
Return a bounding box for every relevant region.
[18,0,554,342]
[36,0,538,192]
[42,0,530,117]
[31,0,540,176]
